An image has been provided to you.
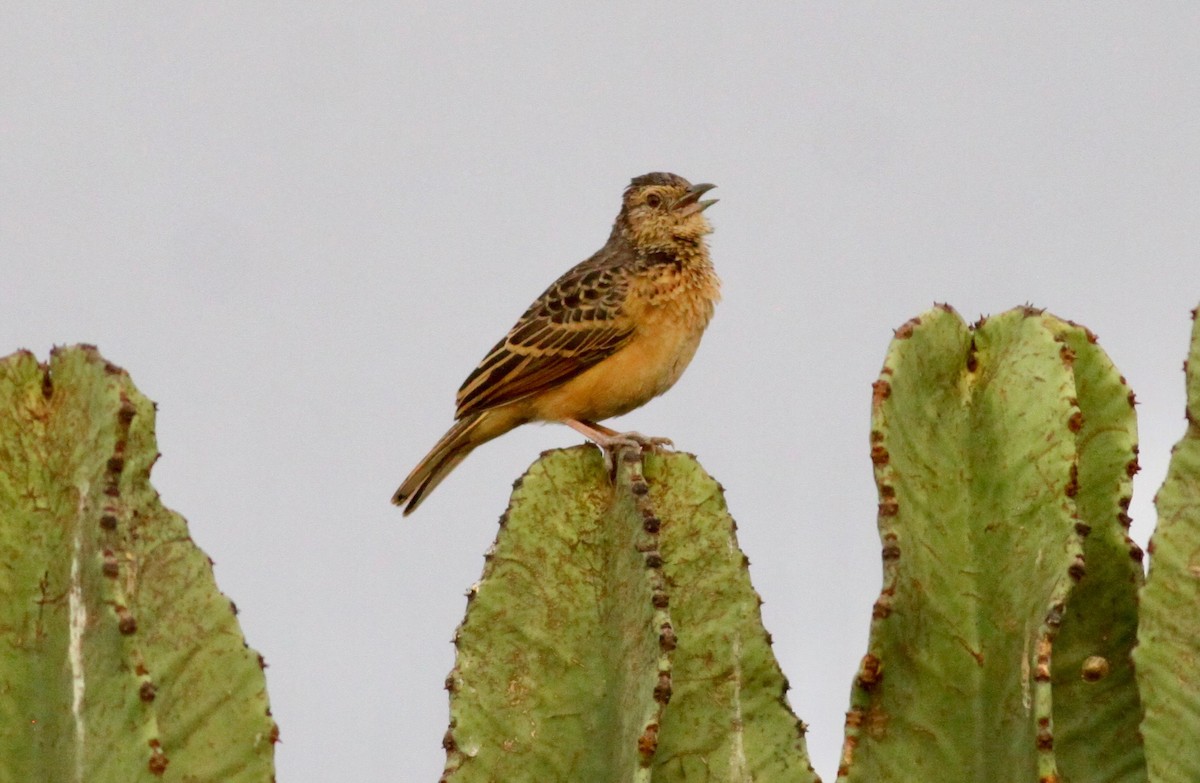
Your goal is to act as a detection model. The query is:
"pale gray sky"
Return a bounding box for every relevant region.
[4,5,1198,781]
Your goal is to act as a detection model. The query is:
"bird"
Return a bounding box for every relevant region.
[392,172,720,515]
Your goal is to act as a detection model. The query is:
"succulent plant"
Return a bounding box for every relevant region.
[0,346,275,782]
[6,303,1199,783]
[441,447,817,782]
[1134,307,1200,783]
[839,306,1145,782]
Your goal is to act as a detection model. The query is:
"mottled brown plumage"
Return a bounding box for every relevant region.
[393,172,720,514]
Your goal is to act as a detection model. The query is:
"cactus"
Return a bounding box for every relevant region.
[441,447,817,782]
[1134,307,1200,782]
[438,304,1200,782]
[8,304,1200,783]
[0,347,275,782]
[839,306,1145,782]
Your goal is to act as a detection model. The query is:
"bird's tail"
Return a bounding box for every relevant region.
[392,410,508,515]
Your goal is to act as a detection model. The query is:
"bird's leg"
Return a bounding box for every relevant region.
[565,419,674,450]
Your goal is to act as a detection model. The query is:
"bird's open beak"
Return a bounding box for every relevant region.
[673,182,718,214]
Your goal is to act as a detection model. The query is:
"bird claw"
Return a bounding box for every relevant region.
[598,431,673,453]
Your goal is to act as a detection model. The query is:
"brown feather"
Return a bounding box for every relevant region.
[454,250,636,418]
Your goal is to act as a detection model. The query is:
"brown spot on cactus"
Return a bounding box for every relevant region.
[856,654,883,690]
[1036,729,1054,751]
[653,673,672,704]
[1060,343,1076,366]
[99,513,118,530]
[1065,464,1079,497]
[642,514,660,533]
[1045,603,1065,629]
[107,456,125,475]
[1068,556,1086,582]
[651,591,668,609]
[1126,456,1140,477]
[630,481,649,496]
[659,623,677,652]
[872,379,891,406]
[870,444,889,466]
[894,316,921,339]
[139,681,157,702]
[878,497,899,518]
[1067,410,1084,432]
[1074,522,1091,537]
[637,722,659,758]
[148,752,169,776]
[644,552,662,569]
[1081,655,1110,682]
[117,611,137,635]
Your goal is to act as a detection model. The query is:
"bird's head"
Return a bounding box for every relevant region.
[617,172,717,254]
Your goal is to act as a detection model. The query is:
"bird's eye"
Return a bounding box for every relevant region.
[645,193,663,208]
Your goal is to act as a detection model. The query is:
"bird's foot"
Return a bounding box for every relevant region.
[594,430,673,480]
[600,431,674,452]
[565,419,673,453]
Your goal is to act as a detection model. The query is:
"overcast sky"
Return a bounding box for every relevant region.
[4,5,1198,781]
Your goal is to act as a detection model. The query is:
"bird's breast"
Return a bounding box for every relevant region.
[526,262,719,423]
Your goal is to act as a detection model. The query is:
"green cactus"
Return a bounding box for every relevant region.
[9,304,1199,783]
[839,306,1144,782]
[0,346,275,782]
[1134,307,1200,783]
[442,447,816,782]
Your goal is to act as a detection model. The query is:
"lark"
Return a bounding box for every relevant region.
[393,172,720,514]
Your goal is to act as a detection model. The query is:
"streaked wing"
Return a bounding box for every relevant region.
[455,259,633,418]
